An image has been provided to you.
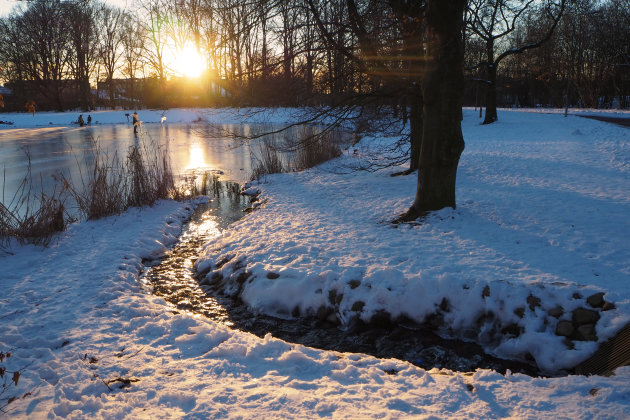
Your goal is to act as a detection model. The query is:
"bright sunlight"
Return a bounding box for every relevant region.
[168,44,206,78]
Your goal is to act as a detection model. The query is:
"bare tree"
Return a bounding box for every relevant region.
[120,12,146,105]
[306,0,467,215]
[0,13,28,84]
[597,0,630,107]
[67,0,100,111]
[97,3,125,107]
[466,0,565,124]
[18,0,73,110]
[142,0,170,99]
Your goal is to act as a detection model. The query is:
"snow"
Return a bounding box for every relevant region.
[196,110,630,373]
[2,108,630,418]
[499,107,630,118]
[0,107,304,128]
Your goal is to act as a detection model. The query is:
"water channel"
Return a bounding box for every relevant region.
[138,180,541,376]
[1,122,542,376]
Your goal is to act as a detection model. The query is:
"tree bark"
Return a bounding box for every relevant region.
[404,0,466,217]
[409,84,422,172]
[483,63,498,124]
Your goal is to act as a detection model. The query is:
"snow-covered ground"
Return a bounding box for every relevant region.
[2,108,630,418]
[499,107,630,118]
[0,107,303,128]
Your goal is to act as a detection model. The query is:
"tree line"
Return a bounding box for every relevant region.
[0,0,627,114]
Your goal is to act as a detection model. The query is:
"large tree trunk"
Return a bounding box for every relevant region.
[81,77,90,111]
[408,84,422,172]
[483,62,498,124]
[404,0,466,218]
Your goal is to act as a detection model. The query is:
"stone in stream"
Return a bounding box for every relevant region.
[572,308,600,325]
[586,292,605,308]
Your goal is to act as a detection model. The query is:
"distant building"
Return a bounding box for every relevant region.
[4,79,88,111]
[96,78,144,108]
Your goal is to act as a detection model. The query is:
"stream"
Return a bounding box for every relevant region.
[140,177,543,377]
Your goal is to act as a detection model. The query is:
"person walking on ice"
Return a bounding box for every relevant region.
[132,111,141,134]
[25,100,36,117]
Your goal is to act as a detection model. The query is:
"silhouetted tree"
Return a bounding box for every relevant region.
[466,0,565,124]
[97,3,125,107]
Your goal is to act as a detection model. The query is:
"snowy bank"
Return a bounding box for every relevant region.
[2,108,630,418]
[0,107,307,129]
[196,109,630,373]
[3,198,630,419]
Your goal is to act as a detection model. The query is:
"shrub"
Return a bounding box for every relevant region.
[250,135,285,181]
[2,132,179,246]
[0,155,67,246]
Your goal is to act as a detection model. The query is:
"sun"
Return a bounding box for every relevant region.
[169,44,206,78]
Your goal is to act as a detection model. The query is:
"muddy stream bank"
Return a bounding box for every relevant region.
[140,179,542,377]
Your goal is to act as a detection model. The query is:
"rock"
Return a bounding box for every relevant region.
[547,306,564,318]
[555,321,574,337]
[513,307,525,318]
[482,285,490,298]
[572,308,600,325]
[475,311,495,328]
[348,280,361,289]
[501,323,522,338]
[326,313,338,324]
[572,292,582,299]
[215,256,231,269]
[527,294,541,311]
[439,298,450,312]
[563,338,575,350]
[328,290,343,305]
[209,272,223,284]
[586,292,605,308]
[291,306,300,317]
[576,324,598,341]
[266,272,280,279]
[602,301,616,311]
[425,313,444,329]
[316,305,331,321]
[370,311,392,327]
[236,271,251,284]
[351,301,365,312]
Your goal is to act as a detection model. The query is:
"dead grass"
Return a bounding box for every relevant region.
[250,127,344,180]
[1,155,67,246]
[1,134,179,246]
[64,146,127,220]
[171,170,220,199]
[291,129,342,171]
[250,135,285,181]
[126,142,174,208]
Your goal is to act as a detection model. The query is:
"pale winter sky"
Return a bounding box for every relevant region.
[0,0,131,17]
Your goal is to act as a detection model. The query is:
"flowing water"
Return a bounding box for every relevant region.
[139,179,542,377]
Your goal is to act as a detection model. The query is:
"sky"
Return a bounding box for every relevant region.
[0,0,130,17]
[0,0,206,79]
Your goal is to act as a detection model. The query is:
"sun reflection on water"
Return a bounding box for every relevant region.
[186,143,209,170]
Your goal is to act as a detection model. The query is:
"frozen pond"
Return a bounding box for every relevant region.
[0,123,260,204]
